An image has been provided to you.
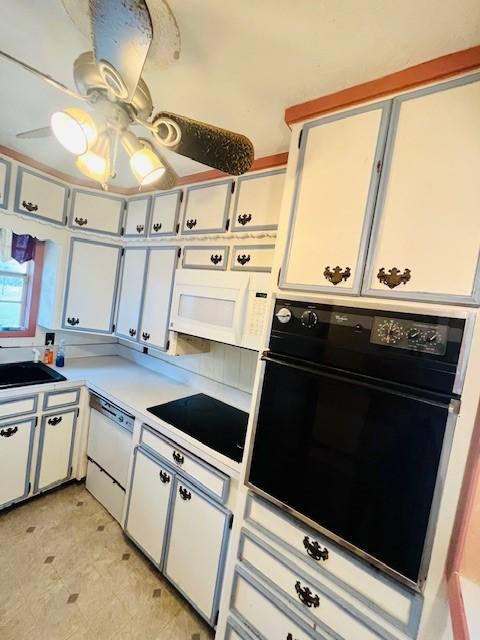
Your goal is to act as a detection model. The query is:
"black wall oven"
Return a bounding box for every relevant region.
[246,299,467,590]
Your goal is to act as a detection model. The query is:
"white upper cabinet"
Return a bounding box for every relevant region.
[115,248,148,340]
[139,246,178,350]
[63,238,121,333]
[364,76,480,304]
[181,180,233,234]
[281,103,391,294]
[124,196,151,237]
[231,168,286,231]
[149,190,182,236]
[0,158,11,210]
[14,167,69,225]
[69,189,125,236]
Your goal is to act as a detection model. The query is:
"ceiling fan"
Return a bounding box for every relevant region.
[0,0,255,190]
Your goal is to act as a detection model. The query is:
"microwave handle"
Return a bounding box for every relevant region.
[233,276,250,343]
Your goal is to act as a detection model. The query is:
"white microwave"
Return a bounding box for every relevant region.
[170,269,271,350]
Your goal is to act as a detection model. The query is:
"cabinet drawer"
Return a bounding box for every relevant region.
[0,417,35,509]
[182,180,232,234]
[149,190,181,236]
[14,167,68,225]
[231,567,321,640]
[124,196,151,237]
[231,245,274,272]
[239,530,385,640]
[231,168,286,231]
[86,460,125,523]
[0,157,12,209]
[0,394,37,419]
[43,389,80,410]
[140,424,229,502]
[69,189,124,236]
[182,246,229,270]
[245,494,421,637]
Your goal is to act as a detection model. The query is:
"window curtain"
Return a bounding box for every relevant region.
[11,233,36,263]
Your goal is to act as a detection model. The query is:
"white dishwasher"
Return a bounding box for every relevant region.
[86,394,134,523]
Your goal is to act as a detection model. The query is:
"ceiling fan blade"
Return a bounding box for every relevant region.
[90,0,153,101]
[151,112,254,175]
[16,127,52,140]
[0,49,84,100]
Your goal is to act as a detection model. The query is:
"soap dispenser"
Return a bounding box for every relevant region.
[55,340,65,368]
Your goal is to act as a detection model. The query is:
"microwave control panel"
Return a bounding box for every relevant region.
[247,291,269,338]
[370,316,448,355]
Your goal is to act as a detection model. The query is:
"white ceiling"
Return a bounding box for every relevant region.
[0,0,479,188]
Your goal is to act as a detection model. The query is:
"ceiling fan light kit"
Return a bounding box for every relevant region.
[50,107,97,155]
[121,130,166,186]
[75,131,110,185]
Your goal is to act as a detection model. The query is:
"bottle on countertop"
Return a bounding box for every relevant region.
[55,340,65,368]
[43,341,52,365]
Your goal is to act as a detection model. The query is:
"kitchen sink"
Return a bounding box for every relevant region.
[0,361,67,389]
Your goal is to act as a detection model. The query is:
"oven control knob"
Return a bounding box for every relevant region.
[423,329,440,344]
[377,319,404,344]
[275,307,292,324]
[407,328,422,342]
[301,310,318,329]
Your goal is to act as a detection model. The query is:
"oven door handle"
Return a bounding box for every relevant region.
[261,353,459,412]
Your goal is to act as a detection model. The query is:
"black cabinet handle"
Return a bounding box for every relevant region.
[210,254,222,265]
[179,486,191,501]
[159,470,170,484]
[172,451,184,465]
[22,200,38,212]
[324,266,351,285]
[186,219,197,230]
[74,217,88,226]
[377,267,412,289]
[128,328,136,337]
[237,254,251,266]
[0,426,18,438]
[237,213,252,226]
[153,222,162,232]
[136,224,144,234]
[287,634,298,640]
[142,331,150,342]
[47,416,62,426]
[294,581,320,608]
[303,536,329,562]
[67,317,80,326]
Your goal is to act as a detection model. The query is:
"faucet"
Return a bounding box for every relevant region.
[32,348,40,364]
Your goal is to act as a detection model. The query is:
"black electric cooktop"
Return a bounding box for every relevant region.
[147,394,249,463]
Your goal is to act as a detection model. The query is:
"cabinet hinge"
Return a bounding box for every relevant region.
[34,417,38,427]
[69,465,73,477]
[179,191,184,203]
[376,159,382,174]
[176,223,180,234]
[229,513,234,529]
[28,482,31,494]
[177,247,181,259]
[121,247,125,257]
[121,227,125,236]
[231,181,235,194]
[166,339,170,351]
[112,323,116,333]
[214,610,219,626]
[76,408,80,418]
[225,219,230,231]
[277,267,282,286]
[298,129,303,148]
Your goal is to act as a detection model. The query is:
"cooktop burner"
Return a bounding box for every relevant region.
[147,393,249,463]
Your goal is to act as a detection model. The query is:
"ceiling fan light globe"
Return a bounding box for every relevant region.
[76,149,109,184]
[51,108,97,155]
[129,147,165,186]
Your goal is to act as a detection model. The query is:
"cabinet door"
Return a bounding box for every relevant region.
[232,168,286,231]
[182,245,229,270]
[34,410,76,492]
[149,190,182,236]
[365,76,480,304]
[63,238,121,333]
[69,189,124,236]
[231,245,275,272]
[182,180,232,234]
[164,478,231,623]
[0,157,11,210]
[0,418,35,508]
[124,447,174,565]
[281,103,391,294]
[124,196,151,237]
[139,247,177,350]
[14,167,68,225]
[115,248,148,340]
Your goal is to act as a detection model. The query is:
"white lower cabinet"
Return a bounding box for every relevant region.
[125,447,174,566]
[0,417,35,508]
[34,409,77,492]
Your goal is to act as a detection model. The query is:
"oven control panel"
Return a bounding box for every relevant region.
[370,316,448,355]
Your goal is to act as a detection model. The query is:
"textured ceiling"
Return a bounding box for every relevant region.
[0,0,479,188]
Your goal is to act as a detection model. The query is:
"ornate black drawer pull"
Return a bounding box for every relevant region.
[172,451,184,465]
[186,219,197,230]
[74,217,88,226]
[67,317,80,326]
[210,254,222,265]
[128,328,136,337]
[294,581,320,608]
[136,224,144,233]
[22,200,39,212]
[324,266,351,286]
[153,222,162,232]
[179,486,191,501]
[48,416,62,426]
[159,470,170,484]
[237,254,251,266]
[237,213,252,226]
[0,426,18,438]
[142,332,150,341]
[303,536,329,562]
[377,267,411,289]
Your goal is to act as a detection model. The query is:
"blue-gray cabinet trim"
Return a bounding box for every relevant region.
[13,167,69,226]
[0,394,38,418]
[68,188,125,237]
[0,416,36,511]
[42,388,81,411]
[181,179,233,234]
[0,157,12,210]
[231,167,287,232]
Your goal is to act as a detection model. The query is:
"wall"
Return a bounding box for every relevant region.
[461,470,480,585]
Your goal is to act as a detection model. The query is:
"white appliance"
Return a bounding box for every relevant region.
[86,394,134,522]
[170,269,271,350]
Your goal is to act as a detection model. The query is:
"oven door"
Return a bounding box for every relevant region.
[247,353,458,589]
